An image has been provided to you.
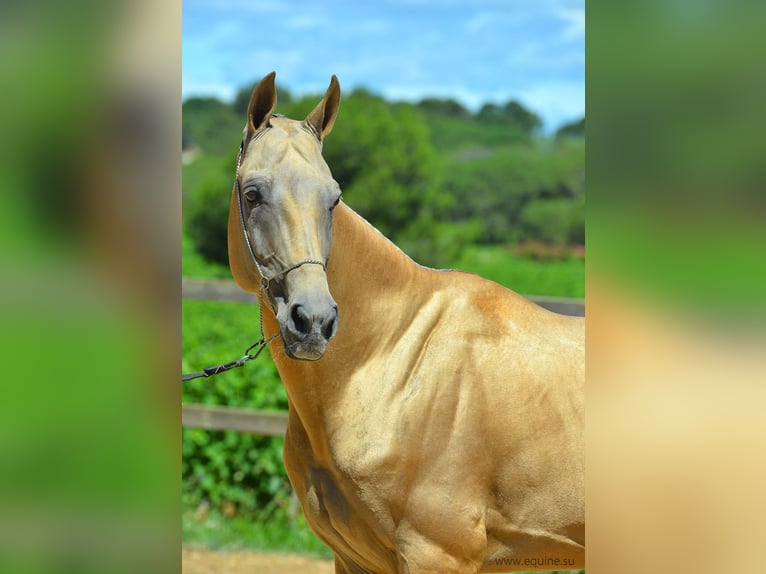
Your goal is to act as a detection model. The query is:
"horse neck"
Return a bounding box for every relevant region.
[265,202,426,434]
[326,202,425,348]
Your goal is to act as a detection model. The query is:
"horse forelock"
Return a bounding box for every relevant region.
[242,117,328,174]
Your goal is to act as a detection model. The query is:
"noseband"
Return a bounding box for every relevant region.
[235,131,329,339]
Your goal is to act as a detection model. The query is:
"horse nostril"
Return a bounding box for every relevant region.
[290,305,310,336]
[322,310,338,341]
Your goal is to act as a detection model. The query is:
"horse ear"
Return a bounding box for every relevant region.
[247,71,278,138]
[304,75,341,141]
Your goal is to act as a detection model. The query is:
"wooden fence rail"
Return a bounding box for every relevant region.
[182,278,584,316]
[182,403,287,436]
[182,278,584,435]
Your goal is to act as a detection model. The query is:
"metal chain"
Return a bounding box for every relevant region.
[181,343,266,383]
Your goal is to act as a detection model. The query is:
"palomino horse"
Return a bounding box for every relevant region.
[228,72,584,573]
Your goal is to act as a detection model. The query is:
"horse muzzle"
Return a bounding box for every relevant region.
[276,297,338,361]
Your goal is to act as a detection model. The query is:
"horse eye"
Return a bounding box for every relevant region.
[330,195,341,211]
[245,188,263,205]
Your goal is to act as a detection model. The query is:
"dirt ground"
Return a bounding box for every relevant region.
[182,548,334,574]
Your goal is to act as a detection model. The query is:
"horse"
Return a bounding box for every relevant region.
[228,72,584,573]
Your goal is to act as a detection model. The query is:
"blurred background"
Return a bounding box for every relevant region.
[587,2,766,573]
[0,0,180,573]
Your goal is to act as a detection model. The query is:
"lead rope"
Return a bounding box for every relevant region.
[181,337,274,383]
[181,280,280,383]
[181,281,281,382]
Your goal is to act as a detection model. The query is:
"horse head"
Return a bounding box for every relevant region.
[228,72,341,361]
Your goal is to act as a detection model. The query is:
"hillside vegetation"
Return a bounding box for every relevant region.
[183,82,584,269]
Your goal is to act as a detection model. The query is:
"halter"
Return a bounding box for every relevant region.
[181,118,330,383]
[235,127,329,342]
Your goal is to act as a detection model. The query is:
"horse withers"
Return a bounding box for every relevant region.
[228,71,584,573]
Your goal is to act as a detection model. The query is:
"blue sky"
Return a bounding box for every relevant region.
[183,0,584,131]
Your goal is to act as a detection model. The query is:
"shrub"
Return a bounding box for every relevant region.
[182,300,290,520]
[398,218,483,268]
[184,155,235,266]
[442,141,584,245]
[519,196,584,246]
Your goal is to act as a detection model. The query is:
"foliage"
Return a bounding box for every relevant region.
[182,97,242,155]
[556,116,585,139]
[520,195,585,246]
[420,109,531,152]
[182,232,232,279]
[183,155,236,266]
[415,97,471,118]
[398,216,483,269]
[182,298,291,520]
[476,100,543,135]
[503,100,544,134]
[319,91,457,266]
[181,83,584,271]
[442,140,584,244]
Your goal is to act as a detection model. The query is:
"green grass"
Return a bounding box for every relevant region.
[182,508,332,559]
[183,232,232,279]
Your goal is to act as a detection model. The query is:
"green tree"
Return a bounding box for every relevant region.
[416,97,470,118]
[476,100,542,135]
[316,89,462,266]
[182,97,242,155]
[184,87,475,268]
[182,82,585,267]
[520,196,585,245]
[503,100,543,134]
[556,116,585,139]
[442,140,584,245]
[184,155,234,265]
[476,102,505,124]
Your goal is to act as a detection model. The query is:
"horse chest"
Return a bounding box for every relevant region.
[284,438,399,570]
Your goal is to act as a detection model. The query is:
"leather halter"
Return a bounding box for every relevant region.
[181,119,330,383]
[235,128,328,300]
